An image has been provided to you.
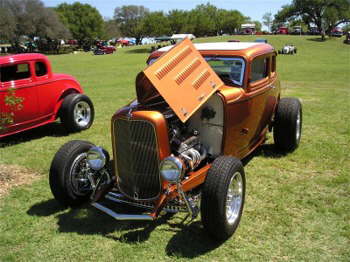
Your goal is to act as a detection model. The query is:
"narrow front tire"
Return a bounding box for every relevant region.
[49,140,95,207]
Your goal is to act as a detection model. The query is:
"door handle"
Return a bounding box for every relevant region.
[240,128,249,135]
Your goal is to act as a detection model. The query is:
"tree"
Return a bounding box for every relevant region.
[103,19,121,40]
[0,0,69,44]
[114,5,149,44]
[55,2,104,42]
[262,12,273,32]
[168,9,188,34]
[275,0,350,39]
[143,12,171,37]
[217,9,246,35]
[253,21,262,32]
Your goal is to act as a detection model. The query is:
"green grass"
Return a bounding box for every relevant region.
[0,35,349,261]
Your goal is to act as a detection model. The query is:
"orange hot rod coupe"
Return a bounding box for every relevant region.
[49,39,302,241]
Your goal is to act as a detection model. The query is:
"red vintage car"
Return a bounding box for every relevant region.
[0,53,94,138]
[93,42,116,55]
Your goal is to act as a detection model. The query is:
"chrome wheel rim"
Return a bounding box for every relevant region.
[296,110,301,142]
[226,171,243,225]
[70,153,91,196]
[74,101,91,127]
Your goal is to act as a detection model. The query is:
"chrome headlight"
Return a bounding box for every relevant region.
[160,156,184,184]
[87,146,106,171]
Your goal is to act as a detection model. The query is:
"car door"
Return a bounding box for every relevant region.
[223,54,278,158]
[244,54,278,150]
[33,60,57,120]
[0,62,39,134]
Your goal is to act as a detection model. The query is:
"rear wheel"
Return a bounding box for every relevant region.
[273,97,302,152]
[201,156,245,241]
[49,140,95,207]
[60,94,94,132]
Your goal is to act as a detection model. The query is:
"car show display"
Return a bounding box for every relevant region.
[49,39,302,241]
[278,44,297,55]
[0,54,94,138]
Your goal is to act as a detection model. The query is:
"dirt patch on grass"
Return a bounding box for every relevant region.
[0,164,40,198]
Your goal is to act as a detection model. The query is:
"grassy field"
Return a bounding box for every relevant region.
[0,35,349,261]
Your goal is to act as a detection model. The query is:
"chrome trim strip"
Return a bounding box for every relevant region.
[91,202,154,221]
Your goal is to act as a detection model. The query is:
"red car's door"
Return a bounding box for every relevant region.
[0,62,39,134]
[33,60,58,120]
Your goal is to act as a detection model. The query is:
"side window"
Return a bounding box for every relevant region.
[35,62,47,77]
[250,57,268,82]
[0,63,31,82]
[271,55,276,73]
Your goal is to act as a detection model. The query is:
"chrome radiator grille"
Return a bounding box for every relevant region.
[113,118,161,200]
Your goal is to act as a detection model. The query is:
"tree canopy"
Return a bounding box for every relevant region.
[262,12,273,32]
[114,5,150,44]
[0,0,69,43]
[112,3,247,42]
[55,2,104,42]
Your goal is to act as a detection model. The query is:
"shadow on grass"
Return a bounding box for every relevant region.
[165,221,221,258]
[0,122,69,148]
[306,37,327,42]
[125,48,151,54]
[242,143,287,166]
[27,198,221,257]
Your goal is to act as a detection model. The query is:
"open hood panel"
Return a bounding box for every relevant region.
[142,38,224,122]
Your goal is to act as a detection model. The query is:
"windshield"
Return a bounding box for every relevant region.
[147,56,245,86]
[204,57,245,86]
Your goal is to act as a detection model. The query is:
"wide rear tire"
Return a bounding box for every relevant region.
[49,140,95,207]
[201,156,245,241]
[273,97,302,152]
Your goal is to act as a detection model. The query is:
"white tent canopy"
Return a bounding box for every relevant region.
[170,34,196,40]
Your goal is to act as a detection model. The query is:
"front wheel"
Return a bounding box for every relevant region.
[60,94,94,132]
[201,156,245,241]
[49,140,95,207]
[273,97,302,152]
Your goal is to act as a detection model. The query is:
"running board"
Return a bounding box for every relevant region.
[91,202,154,221]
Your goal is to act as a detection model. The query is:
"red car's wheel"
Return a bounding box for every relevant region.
[60,94,94,132]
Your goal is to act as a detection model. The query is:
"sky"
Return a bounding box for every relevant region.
[42,0,291,22]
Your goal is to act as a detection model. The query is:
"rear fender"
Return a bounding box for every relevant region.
[54,89,80,118]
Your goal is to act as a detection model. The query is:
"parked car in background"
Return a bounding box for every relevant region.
[0,54,94,138]
[277,27,289,34]
[278,44,297,55]
[255,38,268,43]
[93,46,116,55]
[331,27,343,37]
[50,39,302,242]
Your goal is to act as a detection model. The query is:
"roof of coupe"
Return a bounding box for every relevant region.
[0,53,48,65]
[157,42,273,52]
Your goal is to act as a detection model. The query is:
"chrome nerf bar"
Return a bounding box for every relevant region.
[91,202,154,221]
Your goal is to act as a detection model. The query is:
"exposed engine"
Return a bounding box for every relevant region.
[163,93,224,173]
[167,118,207,171]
